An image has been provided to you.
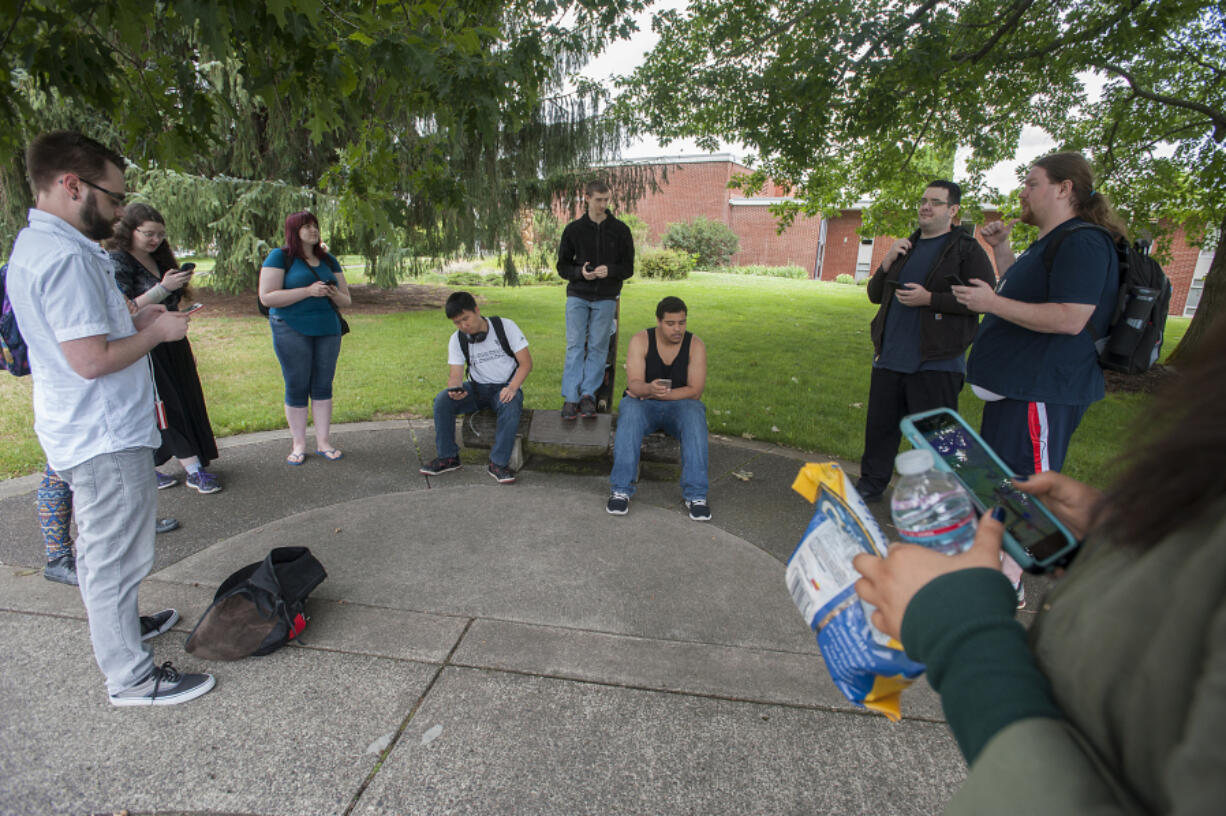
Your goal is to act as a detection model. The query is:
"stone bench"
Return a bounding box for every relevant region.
[458,409,680,479]
[456,409,529,470]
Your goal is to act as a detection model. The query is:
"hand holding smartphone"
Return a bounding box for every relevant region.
[899,408,1080,573]
[184,302,205,314]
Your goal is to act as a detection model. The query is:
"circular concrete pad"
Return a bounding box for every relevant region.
[157,484,816,653]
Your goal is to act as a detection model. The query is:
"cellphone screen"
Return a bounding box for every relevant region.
[911,413,1070,562]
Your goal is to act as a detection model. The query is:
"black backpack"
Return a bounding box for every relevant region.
[457,315,518,380]
[0,263,31,376]
[185,547,327,661]
[1043,224,1172,374]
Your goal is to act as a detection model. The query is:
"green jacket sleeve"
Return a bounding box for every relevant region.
[900,568,1064,763]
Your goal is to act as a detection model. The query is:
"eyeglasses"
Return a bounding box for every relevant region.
[136,228,167,241]
[917,198,949,208]
[79,177,128,205]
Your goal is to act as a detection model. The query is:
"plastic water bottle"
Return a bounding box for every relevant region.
[890,449,977,556]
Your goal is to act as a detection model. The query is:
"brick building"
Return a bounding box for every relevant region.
[611,154,1211,317]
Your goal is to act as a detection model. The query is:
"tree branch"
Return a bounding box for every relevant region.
[846,0,940,74]
[1096,61,1226,142]
[951,0,1036,65]
[962,0,1144,65]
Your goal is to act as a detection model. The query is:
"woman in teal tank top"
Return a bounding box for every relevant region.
[257,211,351,465]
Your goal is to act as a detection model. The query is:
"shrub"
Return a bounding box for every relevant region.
[835,273,855,285]
[720,264,808,279]
[446,271,497,287]
[857,276,869,286]
[661,217,739,268]
[619,212,653,251]
[637,248,695,280]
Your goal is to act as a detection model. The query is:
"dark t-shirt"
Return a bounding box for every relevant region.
[875,233,963,375]
[967,218,1117,405]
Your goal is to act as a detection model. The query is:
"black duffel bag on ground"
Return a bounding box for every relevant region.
[185,547,327,661]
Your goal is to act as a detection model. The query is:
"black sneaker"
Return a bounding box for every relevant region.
[854,481,884,503]
[686,498,712,522]
[420,456,461,476]
[44,554,78,586]
[561,401,579,420]
[487,462,516,484]
[140,609,180,641]
[579,395,597,417]
[606,493,630,515]
[109,661,215,707]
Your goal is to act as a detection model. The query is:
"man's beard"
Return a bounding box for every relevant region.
[79,192,116,241]
[1019,200,1037,227]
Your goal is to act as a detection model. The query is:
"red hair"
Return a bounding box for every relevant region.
[283,211,320,261]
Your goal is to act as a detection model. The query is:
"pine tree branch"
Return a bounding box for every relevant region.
[1096,61,1226,142]
[0,0,30,60]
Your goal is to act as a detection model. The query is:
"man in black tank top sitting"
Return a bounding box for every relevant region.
[607,296,711,521]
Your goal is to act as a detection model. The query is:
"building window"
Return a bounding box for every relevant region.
[1185,248,1213,316]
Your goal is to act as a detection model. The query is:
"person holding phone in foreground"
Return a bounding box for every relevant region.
[110,203,222,493]
[418,291,532,484]
[852,315,1226,814]
[258,210,350,465]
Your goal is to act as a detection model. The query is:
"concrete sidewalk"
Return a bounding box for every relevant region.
[0,421,978,815]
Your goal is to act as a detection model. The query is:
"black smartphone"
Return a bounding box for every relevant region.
[885,279,904,289]
[944,273,963,287]
[447,386,465,394]
[900,408,1080,573]
[179,262,196,273]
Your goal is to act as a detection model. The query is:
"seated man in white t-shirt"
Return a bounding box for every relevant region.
[419,291,533,484]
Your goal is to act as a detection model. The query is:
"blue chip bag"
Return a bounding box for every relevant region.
[786,462,925,721]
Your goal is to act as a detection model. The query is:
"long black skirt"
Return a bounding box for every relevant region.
[152,337,219,467]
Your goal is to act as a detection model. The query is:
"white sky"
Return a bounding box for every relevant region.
[582,1,1066,196]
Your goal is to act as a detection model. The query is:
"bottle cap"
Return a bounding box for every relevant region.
[895,448,935,476]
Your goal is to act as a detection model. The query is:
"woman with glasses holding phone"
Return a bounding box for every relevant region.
[258,210,350,465]
[108,203,222,493]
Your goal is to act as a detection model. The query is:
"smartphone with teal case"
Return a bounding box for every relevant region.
[899,408,1080,573]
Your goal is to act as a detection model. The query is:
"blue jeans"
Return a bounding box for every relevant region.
[432,381,523,467]
[58,448,157,694]
[270,317,342,406]
[610,396,709,500]
[562,297,617,401]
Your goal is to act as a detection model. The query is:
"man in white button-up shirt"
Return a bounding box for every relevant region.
[7,131,214,706]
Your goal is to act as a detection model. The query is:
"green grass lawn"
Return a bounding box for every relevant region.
[0,272,1188,486]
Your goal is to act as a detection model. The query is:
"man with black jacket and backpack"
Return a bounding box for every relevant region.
[556,180,635,419]
[419,291,533,484]
[856,180,996,502]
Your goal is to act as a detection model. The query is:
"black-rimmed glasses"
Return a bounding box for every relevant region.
[79,177,127,205]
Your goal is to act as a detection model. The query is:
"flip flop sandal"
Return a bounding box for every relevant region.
[286,452,307,466]
[316,448,344,461]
